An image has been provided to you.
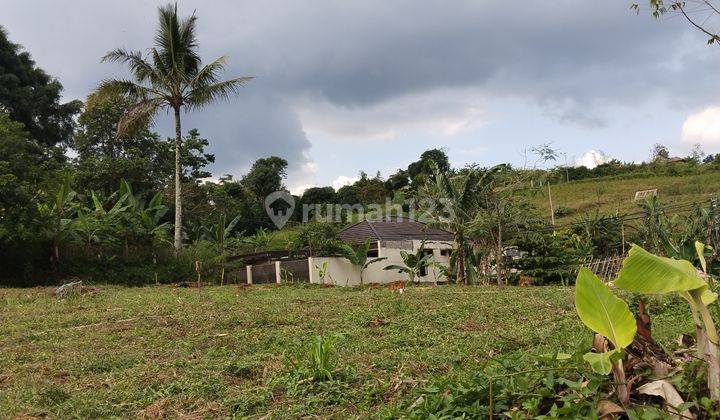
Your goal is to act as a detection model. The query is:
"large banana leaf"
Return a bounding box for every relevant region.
[575,268,636,349]
[225,215,242,238]
[695,241,708,273]
[384,265,411,274]
[615,245,706,294]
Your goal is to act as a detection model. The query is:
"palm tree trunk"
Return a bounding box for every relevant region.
[173,106,183,253]
[455,233,466,285]
[51,235,60,276]
[456,246,466,285]
[496,213,504,286]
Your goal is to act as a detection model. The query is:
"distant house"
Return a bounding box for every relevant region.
[234,217,456,286]
[309,217,455,286]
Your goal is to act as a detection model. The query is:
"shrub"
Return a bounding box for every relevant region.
[553,206,572,217]
[288,221,344,256]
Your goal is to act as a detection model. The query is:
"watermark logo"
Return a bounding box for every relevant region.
[264,191,295,228]
[264,191,455,226]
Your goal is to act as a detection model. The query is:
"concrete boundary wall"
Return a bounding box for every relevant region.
[309,239,452,286]
[244,258,311,285]
[242,240,454,287]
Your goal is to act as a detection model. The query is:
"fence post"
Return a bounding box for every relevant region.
[307,257,313,283]
[246,265,253,285]
[275,261,281,284]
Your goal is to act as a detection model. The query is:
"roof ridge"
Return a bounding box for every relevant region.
[341,218,368,232]
[365,217,382,240]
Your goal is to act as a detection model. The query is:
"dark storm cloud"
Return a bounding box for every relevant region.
[220,1,718,109]
[183,91,311,177]
[1,0,716,182]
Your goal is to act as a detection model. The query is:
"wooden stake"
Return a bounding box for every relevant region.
[548,182,555,229]
[195,260,202,293]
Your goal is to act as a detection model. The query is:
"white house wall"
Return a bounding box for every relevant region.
[309,240,454,286]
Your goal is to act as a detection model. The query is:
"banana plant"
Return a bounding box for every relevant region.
[137,191,170,244]
[315,261,332,285]
[614,244,720,402]
[242,227,272,252]
[575,268,636,404]
[184,221,206,245]
[90,186,132,257]
[203,212,241,285]
[340,239,386,286]
[384,241,433,284]
[433,261,454,283]
[71,206,110,253]
[38,172,78,272]
[123,180,169,234]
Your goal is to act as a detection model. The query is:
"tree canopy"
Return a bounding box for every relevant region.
[0,27,81,147]
[242,156,288,199]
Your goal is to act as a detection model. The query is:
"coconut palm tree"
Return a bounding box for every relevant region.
[93,3,252,252]
[419,163,504,285]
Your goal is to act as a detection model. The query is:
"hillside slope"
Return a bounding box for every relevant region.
[528,172,720,224]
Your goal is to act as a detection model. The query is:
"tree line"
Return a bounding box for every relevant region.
[3,3,720,287]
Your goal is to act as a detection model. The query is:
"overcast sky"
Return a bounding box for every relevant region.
[3,0,720,193]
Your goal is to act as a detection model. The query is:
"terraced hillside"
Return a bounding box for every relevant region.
[527,172,720,224]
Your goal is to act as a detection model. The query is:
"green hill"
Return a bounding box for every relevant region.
[528,171,720,224]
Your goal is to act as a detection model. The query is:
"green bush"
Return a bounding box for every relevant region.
[553,206,572,217]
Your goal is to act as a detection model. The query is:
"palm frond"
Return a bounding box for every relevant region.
[185,76,253,109]
[187,56,229,87]
[150,48,171,81]
[155,4,180,75]
[101,48,160,84]
[117,97,165,136]
[177,11,200,75]
[384,265,411,273]
[93,79,158,102]
[155,3,200,79]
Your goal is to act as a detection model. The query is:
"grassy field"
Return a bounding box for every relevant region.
[527,172,720,224]
[0,284,693,418]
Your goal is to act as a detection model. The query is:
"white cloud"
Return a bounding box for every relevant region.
[286,157,319,195]
[575,149,610,169]
[295,87,487,141]
[288,183,316,195]
[332,175,360,190]
[681,107,720,152]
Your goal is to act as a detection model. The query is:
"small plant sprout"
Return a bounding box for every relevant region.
[280,267,294,283]
[308,335,337,382]
[316,261,332,286]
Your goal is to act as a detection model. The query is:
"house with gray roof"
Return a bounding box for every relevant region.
[309,217,456,286]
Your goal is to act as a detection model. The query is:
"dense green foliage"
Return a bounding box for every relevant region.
[2,6,720,290]
[0,27,81,147]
